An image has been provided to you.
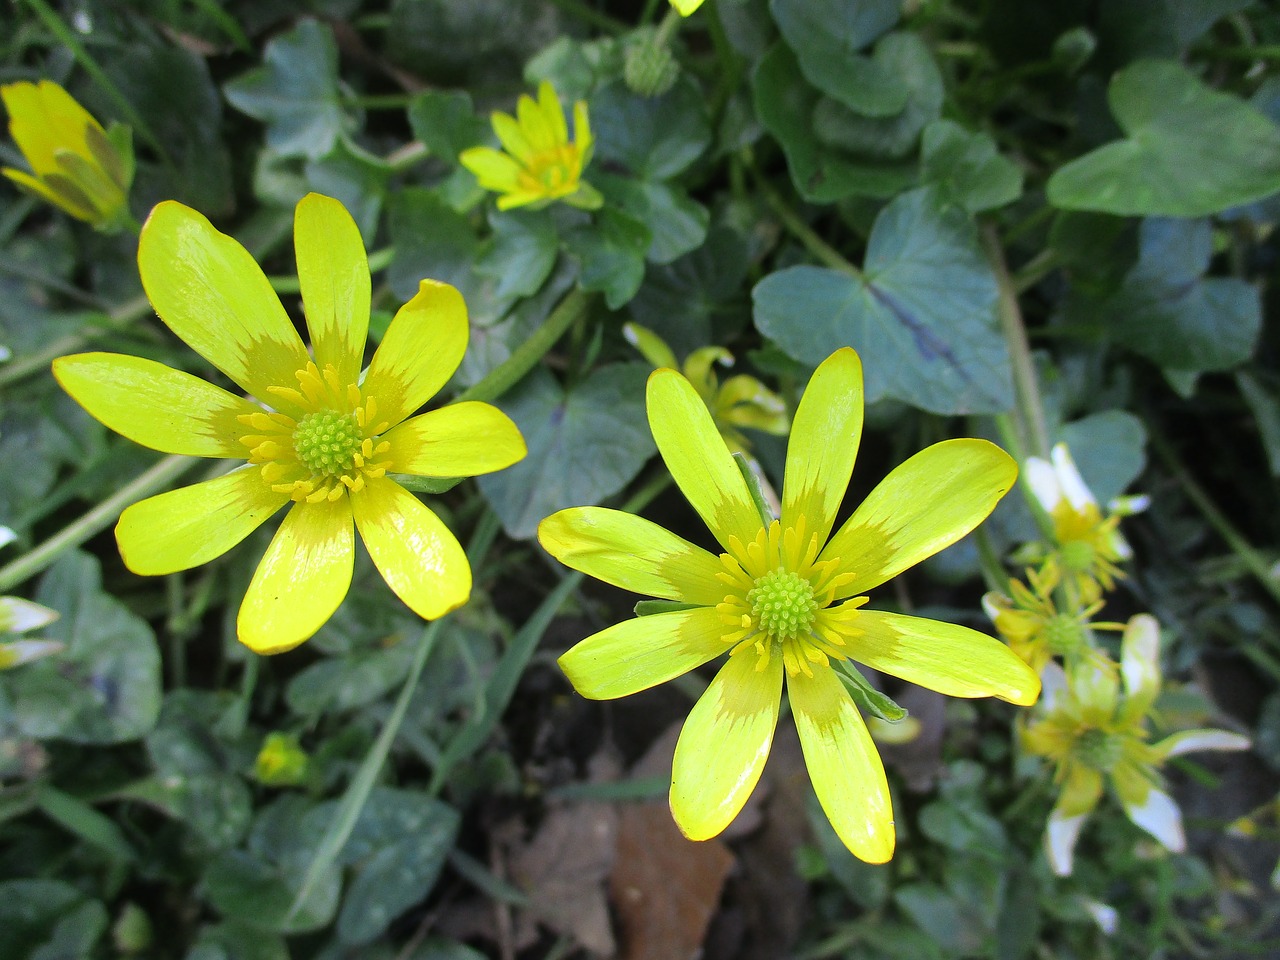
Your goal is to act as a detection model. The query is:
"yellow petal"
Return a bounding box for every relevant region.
[671,0,706,14]
[781,348,863,546]
[848,610,1041,705]
[527,81,567,151]
[3,81,98,176]
[361,280,468,429]
[647,368,762,553]
[383,401,526,477]
[822,438,1017,597]
[1045,764,1102,875]
[1119,613,1161,716]
[53,352,259,457]
[237,498,354,655]
[670,649,782,840]
[138,202,310,412]
[789,664,894,863]
[622,322,679,370]
[539,507,728,605]
[3,166,95,221]
[116,469,288,575]
[459,147,523,194]
[350,476,470,620]
[294,193,369,386]
[558,606,727,699]
[491,111,534,164]
[1113,762,1184,851]
[573,99,593,164]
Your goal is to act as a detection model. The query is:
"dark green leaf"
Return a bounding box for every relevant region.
[895,883,988,956]
[753,187,1012,414]
[407,90,487,166]
[920,119,1023,213]
[1048,60,1280,217]
[589,78,711,180]
[475,209,560,300]
[477,365,655,538]
[0,880,107,960]
[565,207,650,309]
[224,19,354,160]
[596,174,708,264]
[833,661,908,722]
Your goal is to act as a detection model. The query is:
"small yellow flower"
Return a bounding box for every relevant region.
[982,563,1120,675]
[539,348,1039,862]
[54,194,527,654]
[0,595,63,670]
[460,81,603,211]
[1024,444,1147,603]
[623,322,789,458]
[255,732,310,786]
[1022,614,1250,875]
[671,0,706,14]
[1,80,134,230]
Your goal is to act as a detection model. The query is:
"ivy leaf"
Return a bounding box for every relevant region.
[1047,60,1280,217]
[407,90,487,166]
[478,365,655,539]
[589,78,711,180]
[920,119,1023,213]
[564,207,650,309]
[224,19,355,160]
[1091,218,1261,372]
[596,174,709,265]
[753,187,1012,414]
[770,0,904,116]
[475,209,560,300]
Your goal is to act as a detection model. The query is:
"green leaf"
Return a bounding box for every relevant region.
[1060,410,1147,505]
[596,174,709,264]
[286,641,418,717]
[833,661,907,722]
[1098,0,1252,59]
[753,187,1013,414]
[223,19,354,160]
[387,188,485,304]
[4,551,161,744]
[1090,218,1260,372]
[477,365,655,538]
[770,0,904,116]
[304,140,391,243]
[589,78,711,180]
[475,209,560,300]
[920,119,1023,213]
[628,226,750,357]
[895,883,989,956]
[332,790,460,945]
[187,923,289,960]
[564,207,650,310]
[1047,60,1280,217]
[0,880,108,960]
[407,90,487,166]
[753,42,916,202]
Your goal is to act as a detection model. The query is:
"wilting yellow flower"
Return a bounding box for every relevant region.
[623,322,789,458]
[1024,443,1148,603]
[0,595,63,670]
[983,563,1121,675]
[460,81,602,211]
[540,348,1038,862]
[1,80,134,230]
[1022,614,1250,875]
[54,194,526,654]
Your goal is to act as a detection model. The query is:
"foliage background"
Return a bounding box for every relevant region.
[1,0,1279,958]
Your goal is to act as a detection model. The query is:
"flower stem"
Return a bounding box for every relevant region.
[456,287,595,404]
[0,454,198,592]
[981,223,1050,460]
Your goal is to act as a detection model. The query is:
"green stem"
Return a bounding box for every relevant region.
[341,93,417,110]
[456,288,595,404]
[0,293,151,388]
[0,454,197,592]
[981,224,1050,459]
[755,171,862,279]
[386,140,429,172]
[1149,426,1280,609]
[287,616,447,921]
[21,0,169,162]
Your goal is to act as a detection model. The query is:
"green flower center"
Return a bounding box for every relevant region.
[747,569,818,642]
[1060,539,1096,573]
[1074,728,1123,771]
[1044,613,1086,656]
[293,410,362,476]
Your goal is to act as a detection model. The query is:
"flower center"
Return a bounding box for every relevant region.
[1044,613,1086,656]
[747,569,818,642]
[1074,727,1123,771]
[1060,539,1096,573]
[293,410,362,476]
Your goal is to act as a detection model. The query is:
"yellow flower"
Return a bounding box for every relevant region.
[1024,443,1147,603]
[623,322,789,458]
[671,0,706,13]
[255,732,310,786]
[53,194,526,654]
[1022,614,1250,875]
[459,81,603,211]
[982,563,1120,675]
[539,348,1039,862]
[0,595,63,670]
[1,80,134,230]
